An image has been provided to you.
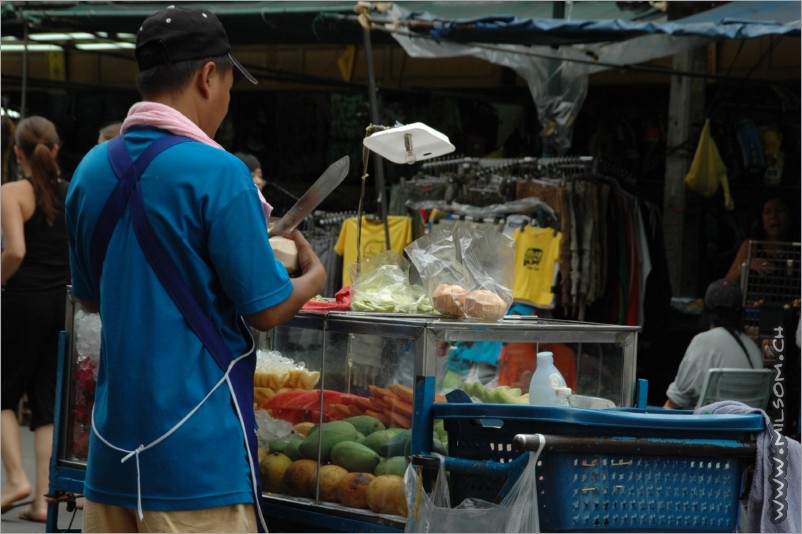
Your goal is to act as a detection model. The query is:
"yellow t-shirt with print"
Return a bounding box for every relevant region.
[334,216,413,287]
[512,226,562,308]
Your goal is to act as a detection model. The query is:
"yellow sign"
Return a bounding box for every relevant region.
[337,45,356,82]
[47,50,66,82]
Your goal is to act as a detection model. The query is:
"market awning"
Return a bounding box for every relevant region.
[394,1,800,46]
[0,1,380,44]
[4,1,798,47]
[374,1,799,154]
[0,1,668,43]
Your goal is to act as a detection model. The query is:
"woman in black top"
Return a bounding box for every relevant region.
[1,116,70,522]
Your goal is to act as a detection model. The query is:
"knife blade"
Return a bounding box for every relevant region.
[268,155,350,237]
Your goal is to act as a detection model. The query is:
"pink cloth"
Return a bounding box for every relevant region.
[121,102,223,148]
[122,102,273,218]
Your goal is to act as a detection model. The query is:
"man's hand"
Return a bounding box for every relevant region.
[285,230,324,288]
[246,230,326,331]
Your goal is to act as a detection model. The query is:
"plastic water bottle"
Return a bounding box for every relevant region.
[528,351,568,406]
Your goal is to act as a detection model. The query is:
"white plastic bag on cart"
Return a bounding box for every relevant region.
[499,450,542,532]
[405,437,546,533]
[404,453,506,533]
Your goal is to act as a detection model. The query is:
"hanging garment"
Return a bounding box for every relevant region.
[308,227,340,298]
[334,216,413,287]
[511,225,562,309]
[685,118,734,210]
[515,181,571,308]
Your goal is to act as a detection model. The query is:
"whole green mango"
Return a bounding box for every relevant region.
[285,437,305,461]
[268,437,291,454]
[362,428,407,455]
[375,456,409,477]
[380,429,411,458]
[345,415,386,436]
[330,441,381,473]
[299,420,358,462]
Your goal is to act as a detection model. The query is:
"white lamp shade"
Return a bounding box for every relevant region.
[363,122,455,164]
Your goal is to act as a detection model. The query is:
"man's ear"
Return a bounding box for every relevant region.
[196,61,217,99]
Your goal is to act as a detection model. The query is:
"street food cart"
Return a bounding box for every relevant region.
[49,291,763,532]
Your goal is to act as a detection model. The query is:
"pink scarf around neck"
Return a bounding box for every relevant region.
[121,102,272,217]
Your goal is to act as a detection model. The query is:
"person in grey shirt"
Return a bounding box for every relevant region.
[666,278,763,409]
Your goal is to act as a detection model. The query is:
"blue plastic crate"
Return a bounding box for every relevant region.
[432,403,764,532]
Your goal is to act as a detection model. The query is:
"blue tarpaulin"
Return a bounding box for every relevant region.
[387,1,799,155]
[403,1,800,46]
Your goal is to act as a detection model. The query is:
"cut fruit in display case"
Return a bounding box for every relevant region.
[253,349,320,407]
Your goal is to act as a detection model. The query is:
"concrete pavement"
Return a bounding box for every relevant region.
[1,423,83,533]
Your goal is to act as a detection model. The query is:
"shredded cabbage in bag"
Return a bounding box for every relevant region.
[349,253,434,314]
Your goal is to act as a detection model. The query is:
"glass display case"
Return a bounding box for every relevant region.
[56,291,101,469]
[256,311,639,530]
[55,293,639,531]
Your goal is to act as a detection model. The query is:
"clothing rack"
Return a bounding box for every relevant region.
[315,210,359,227]
[417,155,595,181]
[392,155,662,325]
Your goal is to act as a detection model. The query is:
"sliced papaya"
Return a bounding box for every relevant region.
[384,395,413,418]
[388,383,414,403]
[388,411,411,429]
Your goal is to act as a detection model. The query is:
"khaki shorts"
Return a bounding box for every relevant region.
[82,499,258,533]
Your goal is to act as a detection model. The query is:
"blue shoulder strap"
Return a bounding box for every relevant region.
[90,135,191,294]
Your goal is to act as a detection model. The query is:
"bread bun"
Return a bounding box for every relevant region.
[463,289,507,321]
[431,284,467,317]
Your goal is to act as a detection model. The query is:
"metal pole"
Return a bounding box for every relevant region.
[362,27,391,251]
[21,13,29,119]
[543,1,565,158]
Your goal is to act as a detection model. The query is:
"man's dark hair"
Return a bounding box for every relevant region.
[704,305,744,332]
[136,55,231,99]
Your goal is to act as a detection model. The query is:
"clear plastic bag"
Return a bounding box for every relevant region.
[349,251,434,314]
[405,438,546,533]
[406,226,515,321]
[404,454,507,533]
[499,449,542,533]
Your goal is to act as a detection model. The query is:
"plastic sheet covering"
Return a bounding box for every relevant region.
[393,1,800,46]
[387,15,705,154]
[388,4,589,155]
[384,1,799,153]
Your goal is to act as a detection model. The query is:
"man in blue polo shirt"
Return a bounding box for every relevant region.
[65,7,326,532]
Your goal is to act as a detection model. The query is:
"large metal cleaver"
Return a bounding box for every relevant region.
[268,155,350,237]
[268,155,349,274]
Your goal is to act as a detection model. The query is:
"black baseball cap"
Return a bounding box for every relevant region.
[704,278,743,310]
[135,6,257,85]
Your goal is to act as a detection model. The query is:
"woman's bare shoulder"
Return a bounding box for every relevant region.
[1,179,34,196]
[1,180,36,218]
